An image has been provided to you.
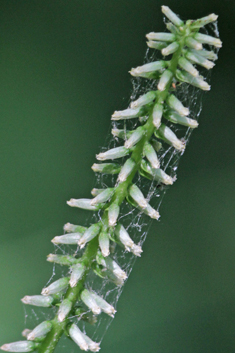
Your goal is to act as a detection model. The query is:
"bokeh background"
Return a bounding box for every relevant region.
[0,1,234,352]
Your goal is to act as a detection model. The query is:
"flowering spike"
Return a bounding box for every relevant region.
[21,295,53,307]
[161,6,184,27]
[70,263,86,287]
[96,146,129,161]
[0,342,37,352]
[41,277,69,296]
[27,321,52,341]
[78,223,100,249]
[81,289,101,315]
[57,299,72,322]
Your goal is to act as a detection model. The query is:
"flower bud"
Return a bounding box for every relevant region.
[176,69,210,91]
[51,233,82,245]
[27,321,52,341]
[111,128,131,140]
[91,292,116,318]
[99,232,110,257]
[91,163,121,174]
[146,32,176,42]
[190,13,218,28]
[143,143,160,169]
[97,254,127,280]
[57,299,72,322]
[147,41,167,50]
[131,244,143,257]
[185,37,203,50]
[108,203,120,227]
[21,295,53,307]
[161,6,184,27]
[143,204,160,220]
[80,332,100,352]
[118,158,135,182]
[157,123,185,151]
[166,94,189,116]
[90,188,114,205]
[41,277,69,296]
[165,110,198,128]
[47,254,77,266]
[161,41,179,56]
[185,50,215,70]
[194,49,217,61]
[152,103,163,129]
[158,70,173,91]
[178,57,199,77]
[21,330,31,339]
[129,184,148,209]
[130,91,156,109]
[69,324,89,352]
[67,198,103,211]
[124,126,145,149]
[78,223,100,249]
[111,107,142,120]
[81,289,101,315]
[1,341,37,352]
[129,60,166,77]
[96,146,129,161]
[91,188,106,197]
[63,223,87,234]
[70,263,86,287]
[152,168,174,185]
[115,224,134,250]
[194,33,222,48]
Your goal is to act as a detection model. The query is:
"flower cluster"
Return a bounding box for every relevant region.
[1,6,221,353]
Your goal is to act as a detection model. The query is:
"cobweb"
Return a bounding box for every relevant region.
[23,21,220,351]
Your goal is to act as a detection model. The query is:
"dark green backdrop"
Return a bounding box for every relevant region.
[0,1,234,352]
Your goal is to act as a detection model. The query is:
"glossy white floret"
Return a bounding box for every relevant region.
[130,91,156,109]
[27,321,52,341]
[52,233,82,245]
[90,188,113,205]
[129,61,166,77]
[99,232,110,257]
[67,198,101,210]
[161,41,179,56]
[21,295,53,307]
[146,32,176,42]
[129,184,148,208]
[111,107,141,120]
[152,103,163,129]
[161,6,184,27]
[194,33,222,48]
[96,146,129,161]
[91,292,116,318]
[185,37,203,50]
[167,94,189,116]
[69,324,89,351]
[0,341,36,352]
[115,224,134,250]
[158,124,185,151]
[118,158,135,182]
[186,50,215,69]
[124,127,145,149]
[108,203,120,227]
[190,13,218,28]
[81,289,101,315]
[178,57,199,77]
[78,223,100,249]
[158,70,173,91]
[41,277,69,296]
[143,143,160,169]
[57,299,72,322]
[80,332,100,352]
[70,263,85,287]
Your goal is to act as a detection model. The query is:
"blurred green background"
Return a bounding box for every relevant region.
[0,1,234,352]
